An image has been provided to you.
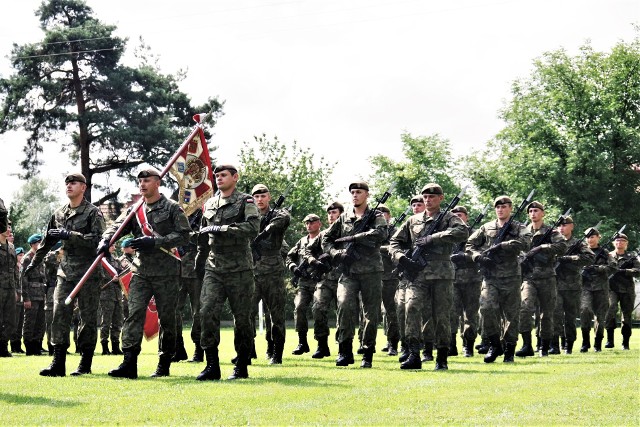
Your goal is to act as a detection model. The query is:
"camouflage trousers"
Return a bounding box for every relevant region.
[200,269,254,360]
[99,298,123,344]
[336,272,381,349]
[312,279,337,339]
[395,279,409,344]
[580,288,608,337]
[44,287,54,347]
[122,274,178,356]
[553,289,580,342]
[605,289,636,331]
[252,270,286,345]
[406,278,453,349]
[176,276,202,344]
[479,277,521,344]
[10,303,23,342]
[22,300,46,343]
[381,279,399,344]
[450,280,481,343]
[0,288,16,341]
[519,277,556,340]
[294,280,315,335]
[52,276,100,352]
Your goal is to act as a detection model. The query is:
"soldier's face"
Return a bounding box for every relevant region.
[528,208,544,223]
[215,170,238,191]
[382,212,391,223]
[495,203,512,220]
[411,201,425,214]
[614,239,628,251]
[558,223,573,238]
[17,253,24,263]
[305,219,321,233]
[453,212,468,223]
[587,234,600,248]
[327,209,341,224]
[138,177,160,198]
[66,181,86,199]
[351,189,368,208]
[422,194,443,211]
[253,192,271,211]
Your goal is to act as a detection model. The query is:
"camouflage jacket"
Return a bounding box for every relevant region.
[521,223,568,280]
[467,220,532,280]
[389,210,468,281]
[254,207,290,276]
[32,199,106,281]
[0,197,7,233]
[452,224,482,284]
[380,224,398,281]
[287,234,320,286]
[0,240,17,289]
[44,250,60,288]
[581,246,615,291]
[20,250,46,302]
[555,236,595,291]
[305,229,341,281]
[197,189,260,273]
[609,251,640,293]
[322,206,387,275]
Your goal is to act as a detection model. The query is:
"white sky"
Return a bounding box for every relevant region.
[0,0,638,206]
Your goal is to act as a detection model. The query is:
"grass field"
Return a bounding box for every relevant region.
[1,328,638,426]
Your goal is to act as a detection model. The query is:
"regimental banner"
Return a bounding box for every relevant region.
[170,114,214,216]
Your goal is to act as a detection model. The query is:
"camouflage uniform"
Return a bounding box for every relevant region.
[306,230,339,343]
[0,198,6,234]
[450,241,483,353]
[0,239,18,355]
[605,250,639,348]
[43,250,60,353]
[287,234,317,338]
[380,223,400,352]
[580,246,615,351]
[20,250,47,352]
[176,249,202,352]
[98,267,124,351]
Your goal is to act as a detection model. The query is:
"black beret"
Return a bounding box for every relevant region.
[303,214,321,223]
[410,195,424,205]
[494,196,512,207]
[137,167,161,179]
[65,173,86,184]
[561,216,574,225]
[451,206,468,215]
[326,201,344,213]
[378,204,391,214]
[527,201,545,211]
[348,181,369,191]
[213,164,238,174]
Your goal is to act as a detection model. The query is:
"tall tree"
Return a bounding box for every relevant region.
[0,0,223,201]
[8,177,61,248]
[464,34,640,243]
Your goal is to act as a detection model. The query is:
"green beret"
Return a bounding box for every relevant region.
[50,241,62,251]
[421,183,443,195]
[378,204,391,214]
[410,195,424,205]
[121,238,134,248]
[348,181,369,191]
[561,216,574,225]
[585,227,600,236]
[615,233,629,241]
[451,206,468,215]
[326,201,344,213]
[303,214,320,223]
[527,201,545,211]
[65,173,86,184]
[213,164,238,174]
[251,184,269,195]
[27,234,43,245]
[15,247,24,255]
[137,167,161,179]
[494,196,512,207]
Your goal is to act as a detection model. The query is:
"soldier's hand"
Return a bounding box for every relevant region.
[292,267,303,278]
[335,235,356,244]
[624,269,636,277]
[399,256,421,273]
[96,238,111,256]
[336,251,355,267]
[200,225,223,235]
[24,300,32,310]
[450,253,466,265]
[557,255,572,264]
[48,228,71,240]
[130,236,155,252]
[478,254,495,269]
[414,235,433,247]
[528,246,543,256]
[582,265,596,274]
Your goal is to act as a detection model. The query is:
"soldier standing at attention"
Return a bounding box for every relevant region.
[553,217,594,354]
[580,229,615,353]
[24,173,106,376]
[604,233,639,350]
[250,184,290,364]
[0,222,18,357]
[467,196,531,363]
[102,168,190,379]
[516,202,567,357]
[8,225,25,355]
[195,164,259,381]
[21,234,47,356]
[322,181,387,368]
[389,184,468,370]
[378,205,400,357]
[43,244,62,355]
[98,244,124,356]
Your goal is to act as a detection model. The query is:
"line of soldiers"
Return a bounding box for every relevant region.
[1,169,638,380]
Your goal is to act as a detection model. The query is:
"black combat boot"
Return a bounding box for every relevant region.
[189,341,204,362]
[251,341,257,359]
[448,334,459,357]
[292,332,310,355]
[421,342,434,362]
[434,347,449,371]
[565,340,574,354]
[10,340,24,354]
[360,348,374,368]
[515,332,535,357]
[40,345,66,376]
[266,332,274,360]
[477,338,490,354]
[101,341,111,355]
[621,324,631,350]
[196,348,221,381]
[560,335,567,351]
[270,338,284,365]
[24,341,35,356]
[484,335,504,363]
[503,342,516,363]
[312,336,331,359]
[398,343,410,363]
[32,340,43,356]
[108,349,138,379]
[535,333,541,352]
[151,353,172,377]
[111,340,123,355]
[604,328,615,349]
[172,336,188,362]
[381,342,389,352]
[593,333,603,352]
[539,339,549,357]
[463,337,474,357]
[335,340,354,366]
[71,350,94,376]
[228,353,249,380]
[48,342,53,356]
[400,342,422,370]
[579,328,590,353]
[0,340,12,357]
[548,336,561,355]
[387,340,398,356]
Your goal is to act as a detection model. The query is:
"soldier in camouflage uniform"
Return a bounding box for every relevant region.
[322,181,387,368]
[467,196,531,363]
[195,164,259,381]
[21,234,47,356]
[553,217,594,354]
[103,168,190,379]
[0,223,18,357]
[43,245,61,355]
[389,184,468,370]
[378,205,400,356]
[516,202,567,357]
[580,228,616,352]
[449,206,483,357]
[24,173,106,376]
[604,233,639,350]
[98,244,124,356]
[10,240,25,354]
[250,184,290,364]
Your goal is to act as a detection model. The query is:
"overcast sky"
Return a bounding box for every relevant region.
[0,0,638,205]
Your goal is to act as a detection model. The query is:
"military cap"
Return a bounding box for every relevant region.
[378,204,391,214]
[410,194,424,205]
[348,181,369,191]
[27,234,43,245]
[421,183,443,195]
[121,238,134,248]
[585,227,600,236]
[494,195,512,206]
[303,214,320,223]
[326,201,344,213]
[615,233,629,241]
[251,184,269,195]
[561,216,574,225]
[137,167,161,179]
[65,173,86,184]
[451,206,468,215]
[213,164,238,174]
[15,247,24,255]
[527,201,544,211]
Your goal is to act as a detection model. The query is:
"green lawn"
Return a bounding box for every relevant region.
[1,328,638,426]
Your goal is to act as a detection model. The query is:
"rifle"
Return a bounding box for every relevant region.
[455,203,489,253]
[608,253,637,280]
[252,185,292,261]
[553,220,601,270]
[483,190,535,258]
[392,206,412,228]
[520,208,571,274]
[396,186,468,282]
[582,224,626,277]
